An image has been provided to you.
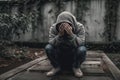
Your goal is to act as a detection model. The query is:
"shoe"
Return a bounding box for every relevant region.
[73,67,83,77]
[46,67,60,76]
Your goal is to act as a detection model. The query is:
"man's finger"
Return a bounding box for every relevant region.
[65,23,71,29]
[59,24,62,30]
[64,25,71,31]
[63,23,73,35]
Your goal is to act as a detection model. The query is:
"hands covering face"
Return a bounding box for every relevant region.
[59,23,73,36]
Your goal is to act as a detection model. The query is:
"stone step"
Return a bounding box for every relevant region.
[86,58,101,61]
[82,61,101,65]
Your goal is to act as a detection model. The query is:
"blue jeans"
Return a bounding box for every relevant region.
[45,44,86,69]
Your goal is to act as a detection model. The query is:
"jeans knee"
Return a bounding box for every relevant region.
[45,44,54,52]
[77,46,87,55]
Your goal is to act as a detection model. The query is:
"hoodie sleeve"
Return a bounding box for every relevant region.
[68,23,85,47]
[48,24,63,46]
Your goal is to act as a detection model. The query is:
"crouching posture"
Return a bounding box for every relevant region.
[45,11,86,77]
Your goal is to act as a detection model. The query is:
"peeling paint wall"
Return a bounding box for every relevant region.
[116,2,120,41]
[10,0,119,43]
[13,1,78,43]
[84,0,106,42]
[40,2,56,42]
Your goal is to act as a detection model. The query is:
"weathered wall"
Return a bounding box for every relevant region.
[13,0,78,43]
[40,2,56,42]
[84,0,106,42]
[8,0,119,43]
[116,2,120,41]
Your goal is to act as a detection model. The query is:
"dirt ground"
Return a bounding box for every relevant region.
[107,53,120,69]
[0,47,45,75]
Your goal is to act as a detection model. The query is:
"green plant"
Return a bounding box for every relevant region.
[0,10,40,58]
[76,0,89,24]
[104,0,119,42]
[0,13,29,41]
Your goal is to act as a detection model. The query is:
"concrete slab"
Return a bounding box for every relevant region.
[28,59,103,72]
[7,71,50,80]
[7,71,81,80]
[7,71,112,80]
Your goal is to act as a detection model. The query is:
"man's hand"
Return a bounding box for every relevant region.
[59,23,64,36]
[63,23,73,35]
[58,22,73,36]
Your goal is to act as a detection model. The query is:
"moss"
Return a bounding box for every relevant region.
[104,0,119,42]
[76,0,89,24]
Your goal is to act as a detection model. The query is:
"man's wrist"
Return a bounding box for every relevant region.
[69,33,76,40]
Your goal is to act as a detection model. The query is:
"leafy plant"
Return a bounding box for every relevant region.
[0,12,38,59]
[0,13,29,41]
[104,0,119,42]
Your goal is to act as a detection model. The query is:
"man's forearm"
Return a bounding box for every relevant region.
[49,35,63,46]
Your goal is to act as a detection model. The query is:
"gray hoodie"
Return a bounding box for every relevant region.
[49,11,85,48]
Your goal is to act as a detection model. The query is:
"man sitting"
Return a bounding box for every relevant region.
[45,11,86,77]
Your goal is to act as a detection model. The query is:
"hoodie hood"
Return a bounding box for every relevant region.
[56,11,78,31]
